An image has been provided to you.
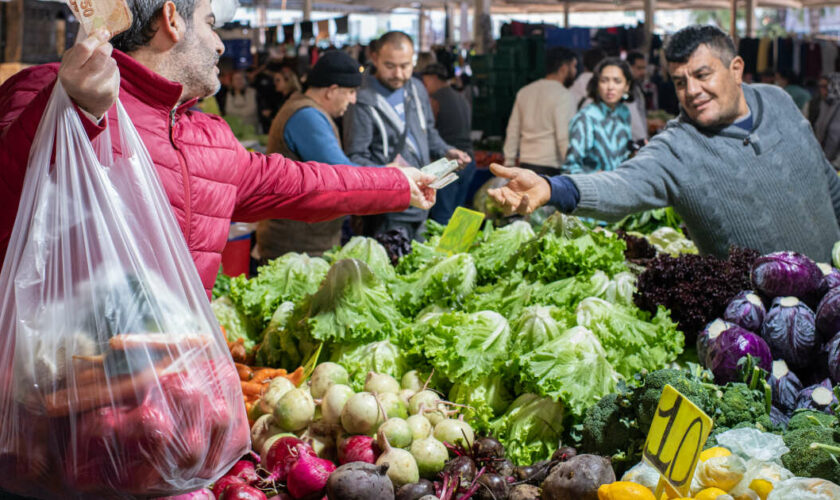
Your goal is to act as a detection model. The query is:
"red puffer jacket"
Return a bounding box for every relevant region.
[0,51,410,296]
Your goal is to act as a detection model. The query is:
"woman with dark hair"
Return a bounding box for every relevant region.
[563,57,634,174]
[815,73,840,170]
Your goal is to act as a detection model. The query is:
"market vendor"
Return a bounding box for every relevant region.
[0,0,438,298]
[489,24,840,262]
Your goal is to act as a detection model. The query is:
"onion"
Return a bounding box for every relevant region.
[286,451,336,499]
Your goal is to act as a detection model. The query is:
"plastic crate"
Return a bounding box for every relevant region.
[470,54,494,74]
[493,48,520,70]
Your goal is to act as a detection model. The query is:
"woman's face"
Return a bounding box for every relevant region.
[598,65,630,107]
[274,72,288,93]
[232,73,247,91]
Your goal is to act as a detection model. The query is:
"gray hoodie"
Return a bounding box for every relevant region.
[568,83,840,261]
[343,76,453,234]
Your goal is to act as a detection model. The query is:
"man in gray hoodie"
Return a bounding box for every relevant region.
[489,25,840,262]
[344,31,471,239]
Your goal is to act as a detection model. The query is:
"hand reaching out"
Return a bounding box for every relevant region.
[487,163,552,215]
[58,29,119,120]
[446,148,472,169]
[397,167,437,210]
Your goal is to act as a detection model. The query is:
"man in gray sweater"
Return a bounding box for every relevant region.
[489,25,840,262]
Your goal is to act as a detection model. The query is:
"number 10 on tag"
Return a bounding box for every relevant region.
[642,384,713,497]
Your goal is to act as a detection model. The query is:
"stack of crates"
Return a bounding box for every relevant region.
[472,35,546,137]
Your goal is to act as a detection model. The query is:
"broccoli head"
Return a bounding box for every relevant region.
[581,393,639,456]
[634,369,718,430]
[782,426,840,483]
[714,383,768,428]
[787,410,836,432]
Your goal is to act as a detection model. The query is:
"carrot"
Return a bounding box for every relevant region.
[251,368,288,384]
[286,366,305,387]
[236,363,254,381]
[240,381,266,398]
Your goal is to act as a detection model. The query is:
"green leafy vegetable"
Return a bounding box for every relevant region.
[254,301,299,367]
[395,238,447,275]
[229,253,330,327]
[212,266,231,300]
[510,305,574,353]
[324,236,396,283]
[489,393,565,465]
[470,221,535,283]
[575,297,684,380]
[211,296,259,351]
[449,375,513,433]
[518,326,618,415]
[393,254,477,317]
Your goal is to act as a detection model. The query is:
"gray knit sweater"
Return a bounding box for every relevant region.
[568,83,840,262]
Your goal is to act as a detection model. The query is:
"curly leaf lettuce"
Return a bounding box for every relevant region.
[394,254,477,317]
[470,221,535,283]
[293,259,403,345]
[254,301,299,368]
[330,340,410,391]
[575,297,684,380]
[518,326,618,415]
[406,310,511,385]
[211,296,259,351]
[464,274,536,319]
[489,393,565,465]
[449,375,513,433]
[229,253,329,327]
[324,236,396,283]
[510,305,574,353]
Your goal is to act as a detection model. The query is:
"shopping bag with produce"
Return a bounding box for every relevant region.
[0,79,249,497]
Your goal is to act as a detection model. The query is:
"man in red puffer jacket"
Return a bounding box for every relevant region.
[0,0,436,298]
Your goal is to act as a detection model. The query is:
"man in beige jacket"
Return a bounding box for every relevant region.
[503,47,578,175]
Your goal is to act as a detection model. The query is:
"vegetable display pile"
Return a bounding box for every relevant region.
[213,215,685,468]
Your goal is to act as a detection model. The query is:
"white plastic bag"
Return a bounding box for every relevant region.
[767,478,840,500]
[714,428,789,463]
[0,82,249,498]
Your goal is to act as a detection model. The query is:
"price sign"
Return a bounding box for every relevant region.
[642,384,713,497]
[436,207,485,255]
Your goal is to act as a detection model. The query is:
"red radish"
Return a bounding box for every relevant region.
[266,494,293,500]
[213,475,245,498]
[264,437,316,482]
[227,460,259,484]
[337,435,380,465]
[221,483,267,500]
[156,488,215,499]
[285,452,336,499]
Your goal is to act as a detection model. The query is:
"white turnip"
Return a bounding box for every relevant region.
[274,388,316,432]
[408,437,448,479]
[379,392,409,419]
[406,415,432,441]
[341,392,384,435]
[398,389,415,407]
[376,429,420,488]
[401,371,425,392]
[408,391,445,424]
[322,384,354,425]
[365,372,401,394]
[379,418,413,449]
[433,418,474,448]
[259,377,296,414]
[251,415,283,456]
[310,362,350,399]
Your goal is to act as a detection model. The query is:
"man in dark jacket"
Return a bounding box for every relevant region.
[343,31,471,240]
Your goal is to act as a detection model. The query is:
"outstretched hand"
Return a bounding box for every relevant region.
[58,29,119,120]
[487,163,552,215]
[398,167,437,210]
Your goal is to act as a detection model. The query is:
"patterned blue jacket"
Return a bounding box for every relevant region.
[563,101,632,174]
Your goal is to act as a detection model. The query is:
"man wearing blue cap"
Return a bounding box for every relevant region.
[258,50,367,259]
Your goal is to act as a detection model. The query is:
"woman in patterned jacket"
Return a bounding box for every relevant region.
[563,58,634,174]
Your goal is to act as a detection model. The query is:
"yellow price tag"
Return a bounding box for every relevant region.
[642,384,713,497]
[436,207,485,255]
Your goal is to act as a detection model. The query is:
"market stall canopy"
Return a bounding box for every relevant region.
[247,0,808,12]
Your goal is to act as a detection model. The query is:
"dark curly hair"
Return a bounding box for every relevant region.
[111,0,198,53]
[664,24,736,65]
[587,57,634,104]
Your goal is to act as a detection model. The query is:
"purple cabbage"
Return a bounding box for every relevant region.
[827,333,840,385]
[817,287,840,341]
[770,405,791,429]
[723,291,766,333]
[794,379,837,414]
[769,359,804,414]
[760,297,819,370]
[819,263,840,293]
[706,326,772,384]
[751,251,823,300]
[697,319,738,367]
